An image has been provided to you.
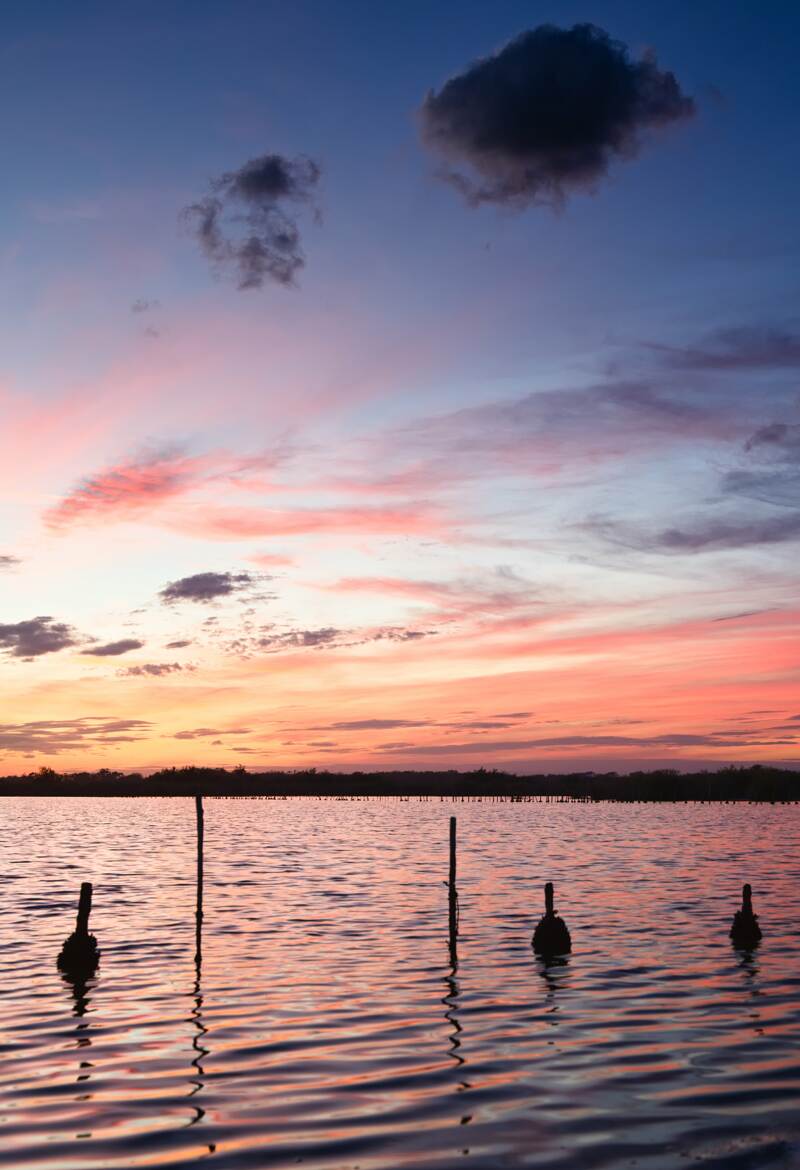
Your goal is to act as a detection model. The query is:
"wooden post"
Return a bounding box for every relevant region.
[742,883,753,914]
[448,816,458,965]
[195,796,204,968]
[544,881,554,915]
[449,816,456,889]
[76,882,93,936]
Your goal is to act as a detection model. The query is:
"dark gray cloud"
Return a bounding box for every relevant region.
[165,639,192,649]
[173,726,252,740]
[82,638,144,657]
[0,716,151,754]
[160,571,255,604]
[330,718,434,731]
[379,730,797,755]
[183,153,321,289]
[723,423,800,508]
[0,616,80,659]
[120,662,185,677]
[131,298,160,314]
[420,22,694,207]
[652,326,800,371]
[0,555,20,569]
[257,627,340,651]
[586,510,800,553]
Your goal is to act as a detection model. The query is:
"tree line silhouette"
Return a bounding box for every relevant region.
[1,763,797,801]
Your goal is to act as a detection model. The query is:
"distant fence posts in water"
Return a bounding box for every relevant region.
[57,881,100,975]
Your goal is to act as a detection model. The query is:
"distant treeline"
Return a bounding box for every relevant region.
[0,764,798,801]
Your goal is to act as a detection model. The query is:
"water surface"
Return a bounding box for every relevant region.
[1,797,799,1169]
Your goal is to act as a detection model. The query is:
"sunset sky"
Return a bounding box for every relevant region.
[2,0,799,773]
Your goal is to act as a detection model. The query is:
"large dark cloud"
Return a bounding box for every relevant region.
[420,22,694,207]
[183,153,321,289]
[160,571,255,604]
[0,616,80,659]
[81,638,144,657]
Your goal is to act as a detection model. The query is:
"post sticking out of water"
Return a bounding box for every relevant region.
[76,882,93,936]
[58,882,100,975]
[730,882,762,948]
[195,795,204,969]
[448,816,458,966]
[449,816,456,889]
[532,881,572,957]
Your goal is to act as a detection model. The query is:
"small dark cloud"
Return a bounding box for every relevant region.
[0,616,80,659]
[255,626,341,652]
[82,638,144,657]
[120,662,185,677]
[160,571,255,604]
[165,639,192,649]
[0,554,20,569]
[420,22,694,208]
[174,727,251,740]
[182,153,321,290]
[131,298,160,314]
[330,718,434,731]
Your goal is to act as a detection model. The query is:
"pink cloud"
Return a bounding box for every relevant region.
[171,502,444,540]
[44,448,283,530]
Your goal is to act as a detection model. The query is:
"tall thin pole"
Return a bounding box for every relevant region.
[448,816,458,967]
[195,795,204,970]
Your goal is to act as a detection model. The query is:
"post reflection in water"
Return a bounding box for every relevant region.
[59,967,96,1139]
[187,795,212,1145]
[442,826,470,1111]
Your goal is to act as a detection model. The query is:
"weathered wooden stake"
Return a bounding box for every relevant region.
[448,816,458,965]
[58,882,100,974]
[449,816,457,889]
[76,882,93,936]
[730,882,762,948]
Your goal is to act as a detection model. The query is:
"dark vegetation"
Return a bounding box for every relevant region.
[1,764,798,801]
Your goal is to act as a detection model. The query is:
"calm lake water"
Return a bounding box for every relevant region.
[1,797,800,1170]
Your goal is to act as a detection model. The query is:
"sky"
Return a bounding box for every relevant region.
[1,0,799,774]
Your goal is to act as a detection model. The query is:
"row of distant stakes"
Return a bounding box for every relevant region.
[57,808,764,978]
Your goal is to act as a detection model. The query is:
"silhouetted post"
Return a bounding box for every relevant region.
[448,817,458,966]
[195,796,204,969]
[449,816,456,889]
[532,881,571,956]
[76,882,93,936]
[58,882,100,974]
[544,881,554,916]
[730,882,762,948]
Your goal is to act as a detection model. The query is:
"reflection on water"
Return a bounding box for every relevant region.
[1,796,800,1169]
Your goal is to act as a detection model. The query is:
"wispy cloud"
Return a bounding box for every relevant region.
[183,152,321,289]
